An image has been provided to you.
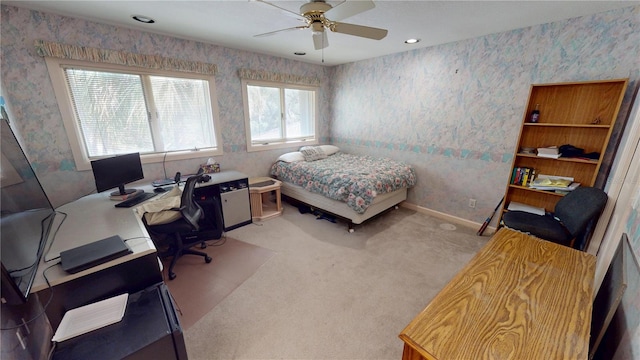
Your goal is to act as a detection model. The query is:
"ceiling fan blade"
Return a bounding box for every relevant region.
[313,31,328,50]
[254,25,308,38]
[324,0,375,21]
[331,22,388,40]
[252,0,305,21]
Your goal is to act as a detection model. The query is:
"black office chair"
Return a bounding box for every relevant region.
[144,173,218,280]
[502,186,608,249]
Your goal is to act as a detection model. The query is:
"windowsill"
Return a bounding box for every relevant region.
[247,140,318,152]
[75,148,223,171]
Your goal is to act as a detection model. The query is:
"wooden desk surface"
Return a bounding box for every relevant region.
[399,228,595,360]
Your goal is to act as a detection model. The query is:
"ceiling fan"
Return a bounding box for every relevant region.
[253,0,388,50]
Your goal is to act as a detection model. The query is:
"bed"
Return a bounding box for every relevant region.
[269,145,417,231]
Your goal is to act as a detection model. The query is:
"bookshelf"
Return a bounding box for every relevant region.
[500,79,628,225]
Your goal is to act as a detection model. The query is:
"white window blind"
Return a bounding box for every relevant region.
[63,66,217,158]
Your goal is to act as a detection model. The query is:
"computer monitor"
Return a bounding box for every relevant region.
[91,153,144,196]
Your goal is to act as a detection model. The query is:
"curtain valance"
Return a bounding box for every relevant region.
[34,40,217,75]
[238,68,320,86]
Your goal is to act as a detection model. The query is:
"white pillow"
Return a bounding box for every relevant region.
[299,146,327,161]
[318,145,340,156]
[277,152,305,163]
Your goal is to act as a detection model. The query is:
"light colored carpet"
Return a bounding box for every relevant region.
[163,237,275,330]
[184,203,488,359]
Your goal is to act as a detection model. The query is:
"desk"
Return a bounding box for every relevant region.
[399,228,595,360]
[32,187,163,328]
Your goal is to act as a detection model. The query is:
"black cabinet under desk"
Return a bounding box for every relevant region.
[53,283,187,360]
[194,170,252,233]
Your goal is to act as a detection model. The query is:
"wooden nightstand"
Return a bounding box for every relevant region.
[249,177,283,221]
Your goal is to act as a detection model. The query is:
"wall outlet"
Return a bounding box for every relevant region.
[468,198,476,208]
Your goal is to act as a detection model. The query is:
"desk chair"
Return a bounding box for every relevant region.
[144,173,216,280]
[502,186,607,249]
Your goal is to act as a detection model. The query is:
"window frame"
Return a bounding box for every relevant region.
[45,57,223,171]
[241,78,319,152]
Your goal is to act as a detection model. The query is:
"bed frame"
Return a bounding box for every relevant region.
[279,181,407,232]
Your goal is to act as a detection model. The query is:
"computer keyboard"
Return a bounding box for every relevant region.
[114,192,158,208]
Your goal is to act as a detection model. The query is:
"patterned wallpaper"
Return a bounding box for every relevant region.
[1,4,640,356]
[0,5,330,207]
[0,4,639,223]
[329,5,640,222]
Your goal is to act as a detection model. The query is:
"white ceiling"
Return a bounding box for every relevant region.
[4,1,638,66]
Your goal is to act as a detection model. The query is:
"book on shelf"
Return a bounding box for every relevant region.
[537,146,561,158]
[537,146,559,155]
[537,153,562,159]
[510,167,536,186]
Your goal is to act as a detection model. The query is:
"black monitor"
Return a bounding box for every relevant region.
[91,153,144,196]
[1,116,55,304]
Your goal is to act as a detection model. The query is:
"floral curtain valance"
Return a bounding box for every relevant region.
[238,68,320,86]
[34,40,217,75]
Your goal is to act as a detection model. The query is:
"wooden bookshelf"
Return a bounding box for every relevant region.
[499,79,628,225]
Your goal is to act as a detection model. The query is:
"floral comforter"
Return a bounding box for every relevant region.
[270,153,417,214]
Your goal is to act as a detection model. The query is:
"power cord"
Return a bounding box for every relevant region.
[0,263,58,331]
[7,210,58,275]
[43,211,67,263]
[205,233,228,247]
[162,152,169,180]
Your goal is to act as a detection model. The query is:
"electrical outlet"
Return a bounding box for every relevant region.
[468,198,476,208]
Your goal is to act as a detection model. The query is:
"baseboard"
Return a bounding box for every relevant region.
[399,201,498,236]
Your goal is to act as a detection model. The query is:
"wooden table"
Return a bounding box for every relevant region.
[399,228,595,360]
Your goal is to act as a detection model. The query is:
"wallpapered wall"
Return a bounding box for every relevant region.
[329,5,640,222]
[0,5,330,208]
[1,4,640,357]
[0,4,638,223]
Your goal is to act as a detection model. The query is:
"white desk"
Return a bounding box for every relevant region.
[31,184,165,328]
[32,188,159,292]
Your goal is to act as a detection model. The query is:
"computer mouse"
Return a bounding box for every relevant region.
[154,187,167,193]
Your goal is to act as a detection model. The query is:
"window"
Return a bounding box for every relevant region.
[242,79,318,151]
[45,58,222,170]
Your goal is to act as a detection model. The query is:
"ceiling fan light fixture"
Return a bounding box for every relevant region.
[311,22,324,35]
[132,15,155,24]
[405,38,420,44]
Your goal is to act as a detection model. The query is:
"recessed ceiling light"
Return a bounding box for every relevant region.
[132,15,155,24]
[294,52,306,56]
[405,38,420,44]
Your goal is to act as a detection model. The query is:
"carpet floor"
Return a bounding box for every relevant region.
[162,237,275,330]
[181,203,489,359]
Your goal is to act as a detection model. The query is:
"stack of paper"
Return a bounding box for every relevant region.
[507,201,545,215]
[537,146,561,159]
[530,175,580,191]
[52,293,128,342]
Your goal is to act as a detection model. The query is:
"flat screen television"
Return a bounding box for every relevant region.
[90,153,144,196]
[1,115,55,304]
